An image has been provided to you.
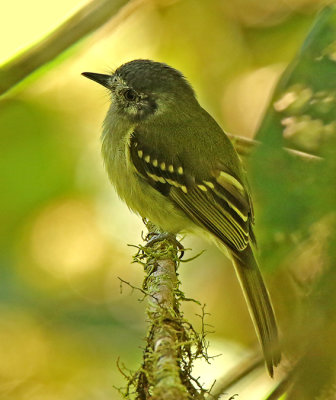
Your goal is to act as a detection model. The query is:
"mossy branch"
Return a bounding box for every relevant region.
[119,221,212,400]
[143,256,190,400]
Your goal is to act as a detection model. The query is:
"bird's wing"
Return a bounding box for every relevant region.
[129,130,280,376]
[129,131,253,252]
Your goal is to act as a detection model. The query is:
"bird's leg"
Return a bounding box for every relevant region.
[146,232,185,259]
[142,219,184,258]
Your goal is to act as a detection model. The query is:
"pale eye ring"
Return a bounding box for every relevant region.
[124,89,137,101]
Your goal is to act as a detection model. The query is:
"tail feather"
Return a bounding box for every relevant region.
[231,246,281,377]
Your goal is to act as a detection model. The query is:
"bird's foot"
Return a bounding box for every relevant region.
[145,232,184,259]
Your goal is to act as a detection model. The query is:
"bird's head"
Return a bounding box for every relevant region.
[82,59,196,122]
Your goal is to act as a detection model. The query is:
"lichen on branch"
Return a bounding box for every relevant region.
[118,221,212,400]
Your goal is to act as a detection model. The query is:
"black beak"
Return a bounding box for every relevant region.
[81,72,111,89]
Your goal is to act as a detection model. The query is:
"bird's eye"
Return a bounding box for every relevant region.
[124,89,137,101]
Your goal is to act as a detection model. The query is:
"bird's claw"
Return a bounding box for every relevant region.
[145,232,184,259]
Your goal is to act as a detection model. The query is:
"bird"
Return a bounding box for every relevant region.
[82,59,281,376]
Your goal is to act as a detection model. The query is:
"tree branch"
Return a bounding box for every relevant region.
[0,0,135,95]
[124,221,210,400]
[227,134,322,162]
[145,256,190,400]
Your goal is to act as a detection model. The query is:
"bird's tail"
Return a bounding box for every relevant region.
[231,246,281,377]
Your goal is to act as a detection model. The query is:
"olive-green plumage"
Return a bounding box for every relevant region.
[82,59,280,376]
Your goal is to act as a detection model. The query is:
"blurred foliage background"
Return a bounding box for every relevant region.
[1,0,335,399]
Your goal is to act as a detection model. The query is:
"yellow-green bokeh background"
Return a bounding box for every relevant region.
[0,1,328,399]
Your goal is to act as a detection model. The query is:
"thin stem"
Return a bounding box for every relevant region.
[207,352,264,400]
[227,134,322,162]
[264,374,292,400]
